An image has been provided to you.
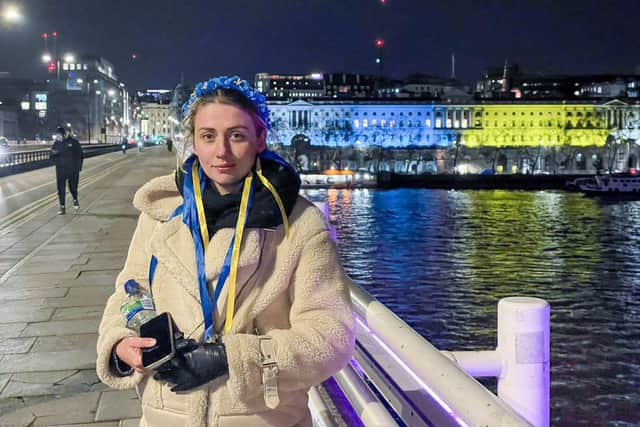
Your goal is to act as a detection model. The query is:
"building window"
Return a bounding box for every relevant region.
[362,119,368,128]
[21,102,30,110]
[354,119,359,128]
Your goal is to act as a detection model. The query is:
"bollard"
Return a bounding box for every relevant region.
[497,297,550,427]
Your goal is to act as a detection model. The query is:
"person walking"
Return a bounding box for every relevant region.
[50,126,83,214]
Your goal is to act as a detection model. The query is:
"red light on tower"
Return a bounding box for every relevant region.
[52,31,58,37]
[42,32,48,39]
[47,62,56,73]
[375,38,384,48]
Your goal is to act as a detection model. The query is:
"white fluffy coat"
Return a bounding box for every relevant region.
[96,174,355,427]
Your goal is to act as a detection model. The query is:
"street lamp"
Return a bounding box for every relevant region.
[2,4,22,23]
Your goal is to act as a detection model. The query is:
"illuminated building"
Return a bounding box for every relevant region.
[267,98,640,174]
[47,54,130,143]
[476,63,640,100]
[254,73,325,99]
[136,89,173,139]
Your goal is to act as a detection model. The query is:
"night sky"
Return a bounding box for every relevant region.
[1,0,639,90]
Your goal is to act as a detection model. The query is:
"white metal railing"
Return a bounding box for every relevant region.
[309,201,549,427]
[442,297,549,426]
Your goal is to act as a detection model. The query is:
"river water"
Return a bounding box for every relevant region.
[301,188,639,426]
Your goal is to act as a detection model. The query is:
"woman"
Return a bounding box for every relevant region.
[96,76,355,427]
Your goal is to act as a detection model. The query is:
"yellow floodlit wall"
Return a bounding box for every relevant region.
[463,104,609,148]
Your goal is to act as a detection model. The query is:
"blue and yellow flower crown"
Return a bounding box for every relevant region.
[182,76,271,129]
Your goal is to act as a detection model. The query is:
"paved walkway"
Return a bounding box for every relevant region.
[0,148,175,427]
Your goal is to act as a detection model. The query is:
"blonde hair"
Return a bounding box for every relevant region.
[177,88,271,168]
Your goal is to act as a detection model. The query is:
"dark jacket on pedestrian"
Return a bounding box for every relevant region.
[51,137,83,172]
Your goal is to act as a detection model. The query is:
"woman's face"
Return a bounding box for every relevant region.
[192,102,265,195]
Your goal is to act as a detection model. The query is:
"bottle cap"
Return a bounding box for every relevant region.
[123,279,140,295]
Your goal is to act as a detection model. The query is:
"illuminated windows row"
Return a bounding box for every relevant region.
[352,118,473,129]
[62,63,88,71]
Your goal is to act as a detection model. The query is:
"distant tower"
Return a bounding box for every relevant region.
[501,59,510,92]
[375,38,385,75]
[451,52,456,80]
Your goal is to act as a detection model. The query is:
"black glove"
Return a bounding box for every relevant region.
[154,341,229,392]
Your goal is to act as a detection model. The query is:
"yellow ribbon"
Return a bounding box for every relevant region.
[255,157,290,238]
[223,172,253,333]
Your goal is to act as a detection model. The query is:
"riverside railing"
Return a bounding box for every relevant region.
[310,202,549,427]
[0,144,124,177]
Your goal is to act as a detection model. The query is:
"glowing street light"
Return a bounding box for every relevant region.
[63,53,75,63]
[41,53,52,63]
[2,4,22,23]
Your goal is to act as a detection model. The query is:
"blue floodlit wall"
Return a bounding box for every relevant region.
[267,100,459,149]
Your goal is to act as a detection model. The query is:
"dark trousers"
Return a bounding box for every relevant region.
[56,169,79,206]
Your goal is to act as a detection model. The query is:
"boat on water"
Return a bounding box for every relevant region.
[568,171,640,195]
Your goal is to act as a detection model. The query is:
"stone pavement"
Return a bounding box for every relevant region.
[0,149,175,427]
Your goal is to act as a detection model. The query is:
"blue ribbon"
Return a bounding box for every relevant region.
[180,156,218,340]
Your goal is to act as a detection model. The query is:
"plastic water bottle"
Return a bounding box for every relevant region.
[119,279,156,332]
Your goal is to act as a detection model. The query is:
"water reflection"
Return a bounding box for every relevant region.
[302,188,640,426]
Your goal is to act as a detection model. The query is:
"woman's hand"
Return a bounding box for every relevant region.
[115,337,156,373]
[154,341,228,392]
